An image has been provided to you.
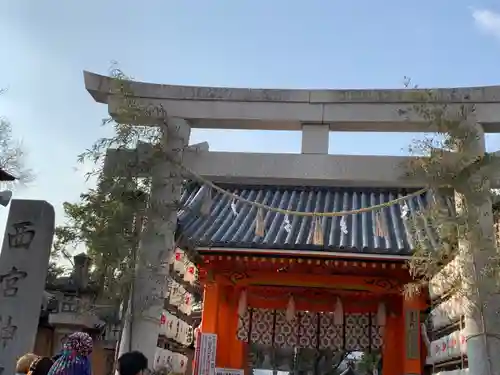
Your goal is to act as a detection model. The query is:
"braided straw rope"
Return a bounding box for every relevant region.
[172,158,428,217]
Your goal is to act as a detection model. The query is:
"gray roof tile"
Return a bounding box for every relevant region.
[177,185,445,255]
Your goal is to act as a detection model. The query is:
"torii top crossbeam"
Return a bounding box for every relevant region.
[84,71,500,133]
[84,71,500,189]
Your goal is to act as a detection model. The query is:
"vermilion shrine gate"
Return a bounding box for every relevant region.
[84,71,500,375]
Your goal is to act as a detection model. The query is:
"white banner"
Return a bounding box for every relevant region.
[194,333,217,375]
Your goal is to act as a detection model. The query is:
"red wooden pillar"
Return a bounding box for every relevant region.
[228,288,245,371]
[201,283,246,371]
[201,283,221,333]
[382,313,402,375]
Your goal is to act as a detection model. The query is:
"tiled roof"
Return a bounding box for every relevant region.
[0,168,16,181]
[177,185,446,255]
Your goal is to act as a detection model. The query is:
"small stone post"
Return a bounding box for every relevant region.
[0,200,55,375]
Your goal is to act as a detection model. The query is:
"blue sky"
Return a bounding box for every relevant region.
[1,0,500,243]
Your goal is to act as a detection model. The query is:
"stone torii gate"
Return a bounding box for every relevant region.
[84,71,500,375]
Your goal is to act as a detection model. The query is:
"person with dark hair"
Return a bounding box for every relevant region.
[27,357,54,375]
[117,351,148,375]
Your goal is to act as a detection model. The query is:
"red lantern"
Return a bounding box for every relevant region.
[188,266,195,274]
[175,252,182,261]
[160,314,166,325]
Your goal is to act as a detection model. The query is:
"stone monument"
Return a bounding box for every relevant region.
[0,200,55,375]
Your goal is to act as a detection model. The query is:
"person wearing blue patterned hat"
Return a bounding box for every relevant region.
[47,332,93,375]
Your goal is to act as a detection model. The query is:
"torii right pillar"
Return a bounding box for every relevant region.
[457,120,500,375]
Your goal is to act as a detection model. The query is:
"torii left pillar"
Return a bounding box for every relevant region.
[118,119,191,366]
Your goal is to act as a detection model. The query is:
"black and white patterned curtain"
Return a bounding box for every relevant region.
[237,308,383,352]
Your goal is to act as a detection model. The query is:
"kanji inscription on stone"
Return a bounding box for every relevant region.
[0,267,27,297]
[0,315,17,349]
[0,200,55,375]
[7,221,36,249]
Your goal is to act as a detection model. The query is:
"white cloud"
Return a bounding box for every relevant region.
[472,8,500,40]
